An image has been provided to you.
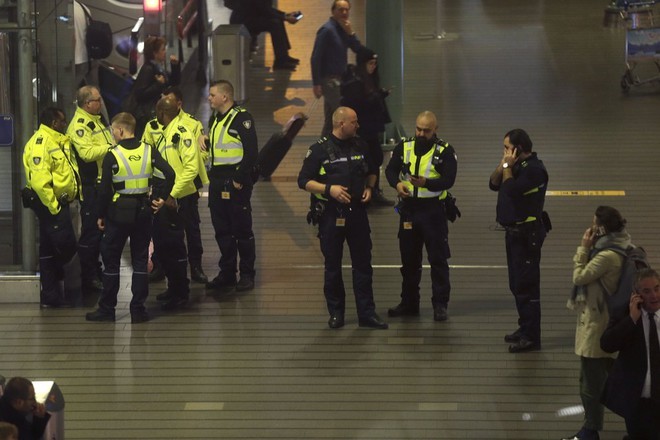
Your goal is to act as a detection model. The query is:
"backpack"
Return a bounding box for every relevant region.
[79,2,113,60]
[597,245,650,317]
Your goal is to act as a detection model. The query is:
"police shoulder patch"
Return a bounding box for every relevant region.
[76,129,85,137]
[33,157,41,165]
[243,120,252,130]
[183,139,192,148]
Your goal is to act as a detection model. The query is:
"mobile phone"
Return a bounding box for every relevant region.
[293,11,303,21]
[514,145,522,156]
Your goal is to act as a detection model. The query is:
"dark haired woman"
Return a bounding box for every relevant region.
[129,36,180,138]
[340,47,392,205]
[564,206,630,440]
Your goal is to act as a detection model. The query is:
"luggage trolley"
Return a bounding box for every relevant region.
[617,1,660,91]
[621,26,660,91]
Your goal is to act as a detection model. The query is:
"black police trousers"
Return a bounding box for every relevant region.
[208,177,256,281]
[34,202,77,304]
[151,192,203,269]
[397,199,451,309]
[79,183,102,284]
[98,208,152,314]
[152,206,190,299]
[318,202,376,319]
[505,220,546,343]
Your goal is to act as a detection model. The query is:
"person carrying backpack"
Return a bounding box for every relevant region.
[563,206,631,440]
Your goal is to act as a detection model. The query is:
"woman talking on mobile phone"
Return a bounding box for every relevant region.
[563,206,630,440]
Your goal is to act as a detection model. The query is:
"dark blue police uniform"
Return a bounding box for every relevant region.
[298,134,385,327]
[385,136,457,319]
[490,152,548,346]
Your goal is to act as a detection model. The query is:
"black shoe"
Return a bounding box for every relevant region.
[433,306,448,322]
[561,427,600,440]
[508,337,541,353]
[371,190,394,206]
[328,314,345,329]
[40,299,73,309]
[504,328,522,343]
[149,266,165,283]
[156,290,173,301]
[190,266,208,284]
[283,56,300,64]
[272,60,297,71]
[85,309,115,322]
[387,302,420,317]
[82,278,103,292]
[359,314,389,329]
[161,296,188,311]
[131,311,150,323]
[236,277,255,292]
[206,275,237,291]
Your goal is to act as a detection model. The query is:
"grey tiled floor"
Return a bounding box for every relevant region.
[3,0,660,438]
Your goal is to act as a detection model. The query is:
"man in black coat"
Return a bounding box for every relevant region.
[601,267,660,439]
[0,377,50,440]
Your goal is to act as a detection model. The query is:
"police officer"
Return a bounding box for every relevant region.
[142,86,209,284]
[86,112,174,323]
[22,107,81,308]
[297,106,388,329]
[67,85,114,293]
[385,111,457,322]
[150,96,202,310]
[489,128,548,353]
[206,80,258,292]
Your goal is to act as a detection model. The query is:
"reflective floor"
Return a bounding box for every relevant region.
[3,0,660,438]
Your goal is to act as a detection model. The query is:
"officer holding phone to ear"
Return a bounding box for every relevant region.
[489,128,549,353]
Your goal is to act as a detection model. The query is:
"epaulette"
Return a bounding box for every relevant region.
[404,136,416,142]
[87,121,96,130]
[77,118,85,123]
[316,136,328,145]
[177,125,187,133]
[149,120,159,129]
[36,137,43,145]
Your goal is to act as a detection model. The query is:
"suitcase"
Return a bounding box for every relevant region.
[256,111,307,180]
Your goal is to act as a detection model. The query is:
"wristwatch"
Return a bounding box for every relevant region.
[503,162,509,169]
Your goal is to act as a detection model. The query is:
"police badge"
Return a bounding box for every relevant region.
[243,120,252,130]
[76,129,84,137]
[183,139,192,148]
[33,157,41,165]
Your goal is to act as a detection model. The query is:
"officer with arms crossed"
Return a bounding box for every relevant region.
[86,112,174,323]
[67,85,114,294]
[297,106,388,330]
[489,128,548,353]
[142,86,209,284]
[22,107,81,308]
[206,80,258,293]
[385,111,457,322]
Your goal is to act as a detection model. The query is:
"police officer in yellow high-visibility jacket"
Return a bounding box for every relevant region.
[149,96,203,311]
[23,107,81,308]
[206,80,258,292]
[385,111,457,323]
[86,112,174,323]
[67,86,114,293]
[142,86,209,284]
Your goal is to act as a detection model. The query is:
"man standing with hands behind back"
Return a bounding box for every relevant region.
[601,268,660,440]
[489,129,548,353]
[311,0,365,136]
